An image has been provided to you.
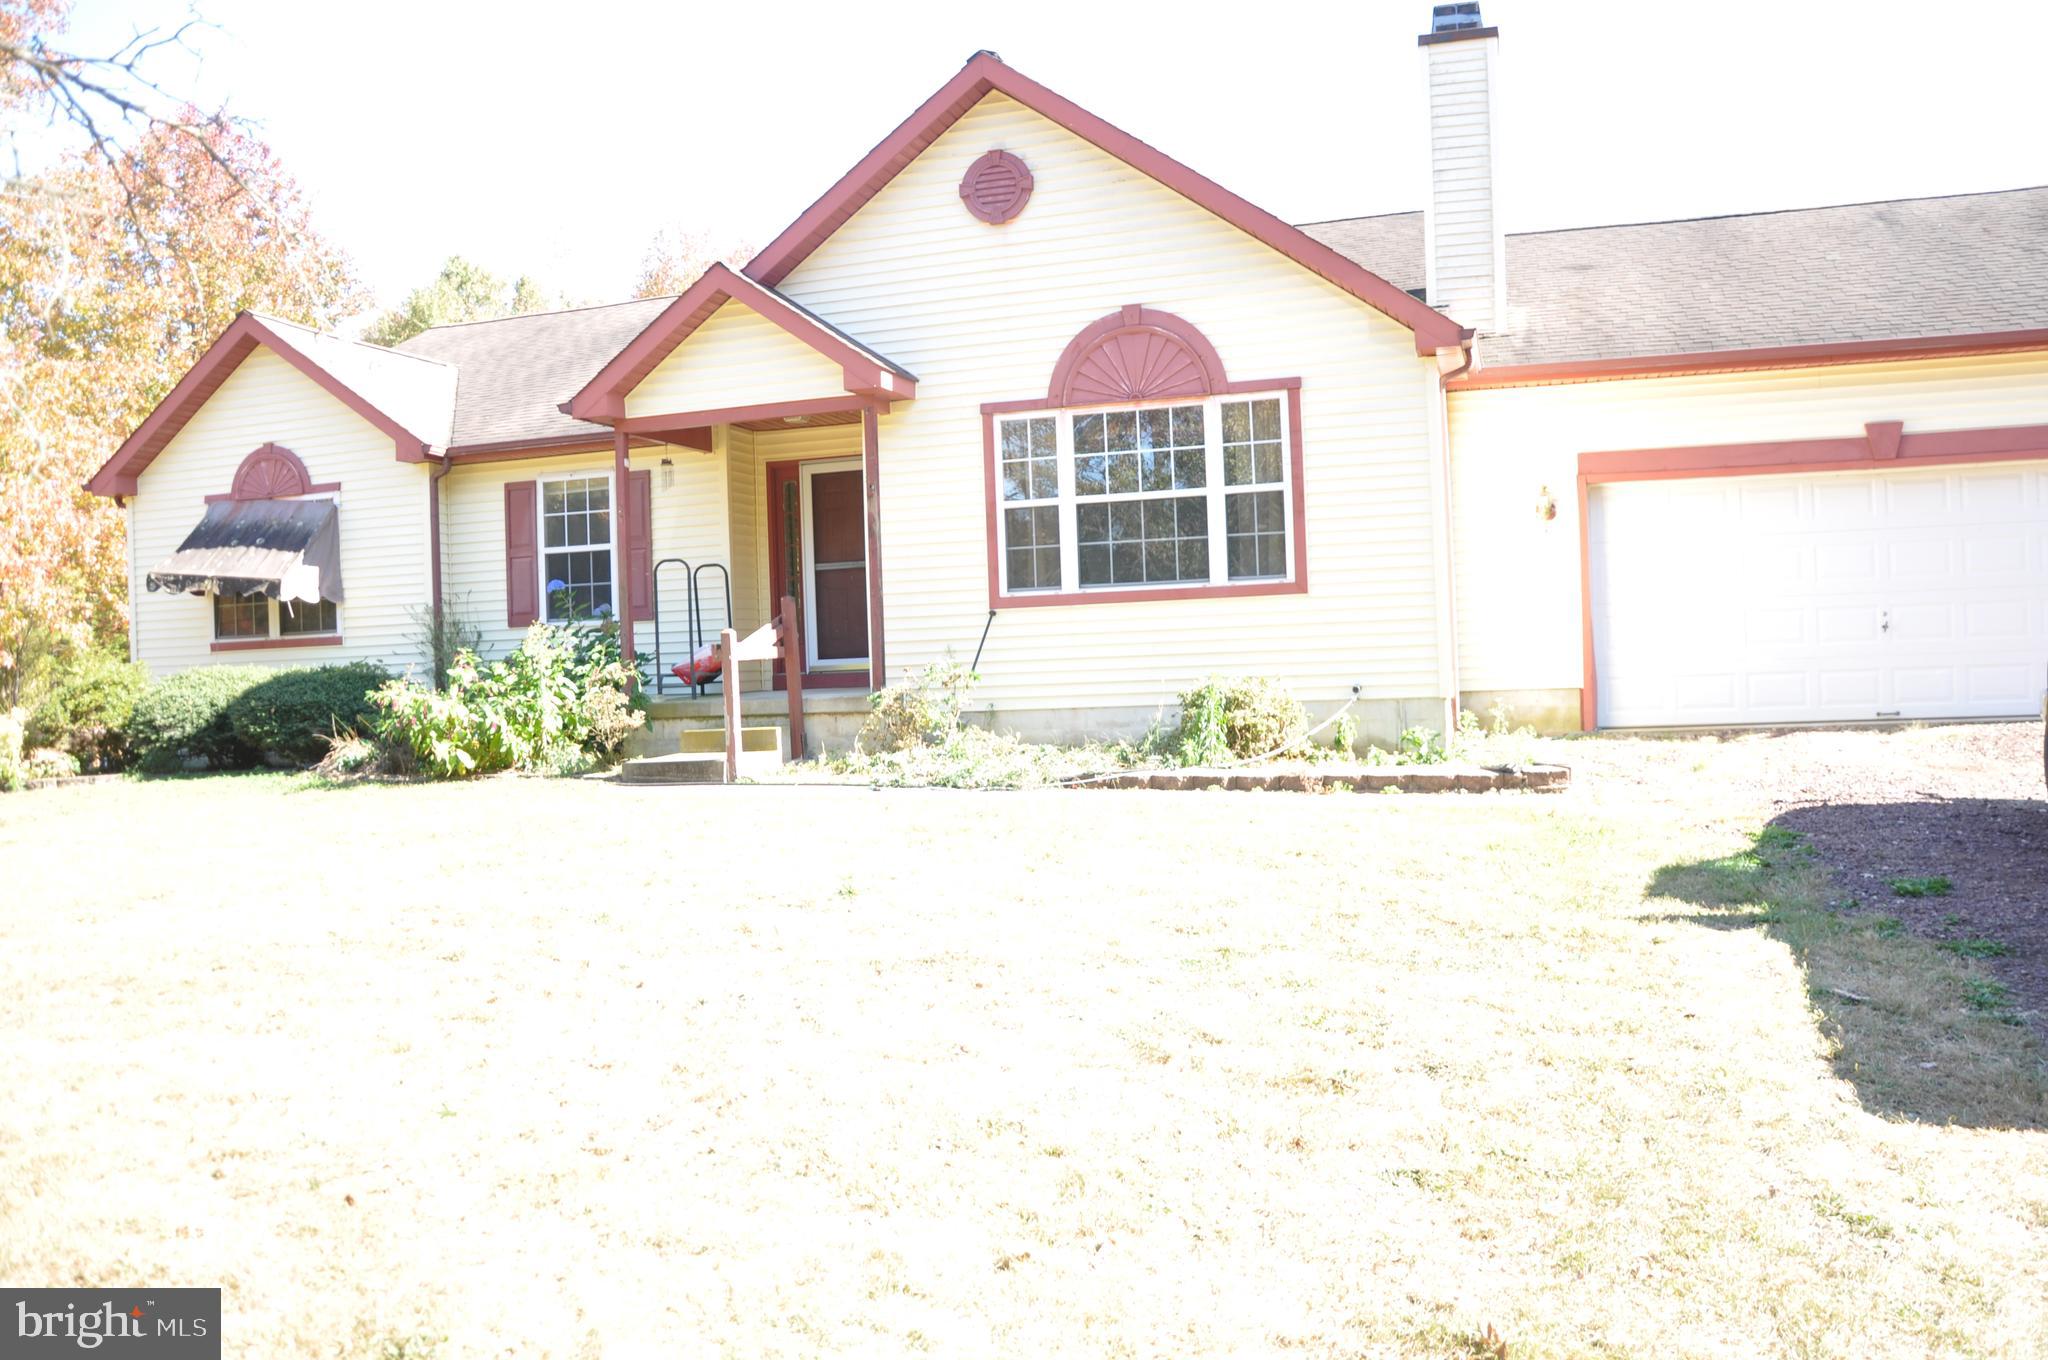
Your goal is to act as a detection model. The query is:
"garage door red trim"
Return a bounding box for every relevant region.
[1575,420,2048,730]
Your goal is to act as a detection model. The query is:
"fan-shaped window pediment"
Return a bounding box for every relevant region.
[1047,305,1229,406]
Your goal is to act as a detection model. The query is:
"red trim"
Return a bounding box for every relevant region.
[1453,329,2048,391]
[615,430,639,661]
[1046,305,1231,406]
[87,312,440,496]
[566,263,914,423]
[980,384,1309,610]
[742,53,1466,356]
[504,480,539,629]
[210,634,344,653]
[862,406,887,688]
[618,395,888,436]
[765,459,798,689]
[205,484,338,504]
[1574,418,2048,730]
[449,434,615,460]
[959,149,1034,224]
[763,456,881,691]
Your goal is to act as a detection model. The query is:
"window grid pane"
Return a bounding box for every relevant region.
[1221,398,1286,581]
[1077,493,1207,586]
[278,598,337,635]
[1073,403,1205,501]
[212,592,268,639]
[1003,504,1060,591]
[1000,417,1058,502]
[542,476,613,620]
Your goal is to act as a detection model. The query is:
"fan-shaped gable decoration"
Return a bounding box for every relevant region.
[229,443,314,500]
[1047,305,1230,406]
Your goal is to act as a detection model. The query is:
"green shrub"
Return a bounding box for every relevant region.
[225,661,391,765]
[25,650,147,770]
[125,666,270,772]
[1165,676,1308,765]
[858,660,977,753]
[0,707,24,792]
[1397,725,1448,764]
[371,623,642,779]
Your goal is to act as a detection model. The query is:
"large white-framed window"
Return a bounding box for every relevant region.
[537,471,615,622]
[992,392,1294,598]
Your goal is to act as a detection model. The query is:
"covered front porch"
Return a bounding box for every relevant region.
[564,263,916,759]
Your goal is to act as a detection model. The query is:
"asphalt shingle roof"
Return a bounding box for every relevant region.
[395,296,674,449]
[1301,186,2048,368]
[363,188,2047,451]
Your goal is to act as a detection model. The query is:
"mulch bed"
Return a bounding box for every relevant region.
[1572,723,2048,1027]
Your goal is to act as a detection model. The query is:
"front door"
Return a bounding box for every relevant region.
[798,460,869,674]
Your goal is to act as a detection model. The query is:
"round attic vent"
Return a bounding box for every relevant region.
[959,149,1033,225]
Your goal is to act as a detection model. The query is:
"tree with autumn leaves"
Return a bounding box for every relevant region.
[0,0,363,698]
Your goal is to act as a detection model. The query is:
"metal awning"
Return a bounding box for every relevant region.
[145,498,345,603]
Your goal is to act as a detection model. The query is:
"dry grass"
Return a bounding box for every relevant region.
[2,754,2046,1358]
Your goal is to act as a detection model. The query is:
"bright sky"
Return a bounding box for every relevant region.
[55,0,2048,315]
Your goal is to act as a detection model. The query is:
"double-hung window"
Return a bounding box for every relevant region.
[993,393,1294,598]
[539,473,614,621]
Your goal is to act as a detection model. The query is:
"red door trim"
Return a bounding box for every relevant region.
[1574,419,2048,731]
[764,457,869,690]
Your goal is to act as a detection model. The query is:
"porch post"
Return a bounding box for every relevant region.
[613,427,635,673]
[861,405,887,689]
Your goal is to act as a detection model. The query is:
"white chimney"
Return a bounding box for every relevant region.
[1421,2,1505,333]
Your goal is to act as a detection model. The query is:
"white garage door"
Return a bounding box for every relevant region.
[1589,461,2048,728]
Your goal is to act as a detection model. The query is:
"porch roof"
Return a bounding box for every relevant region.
[565,263,916,425]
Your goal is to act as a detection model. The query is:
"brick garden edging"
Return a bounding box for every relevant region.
[1072,764,1570,794]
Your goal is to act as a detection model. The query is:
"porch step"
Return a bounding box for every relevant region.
[618,751,727,784]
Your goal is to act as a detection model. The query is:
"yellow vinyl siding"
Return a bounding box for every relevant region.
[127,346,431,677]
[1446,350,2048,694]
[438,440,730,666]
[623,300,849,419]
[773,91,1448,715]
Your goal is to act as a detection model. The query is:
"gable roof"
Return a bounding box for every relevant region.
[744,51,1468,357]
[566,263,917,424]
[87,312,456,497]
[397,296,673,451]
[1301,186,2048,377]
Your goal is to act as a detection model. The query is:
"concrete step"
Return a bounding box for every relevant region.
[618,751,726,784]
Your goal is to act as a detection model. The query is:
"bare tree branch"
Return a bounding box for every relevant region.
[0,9,267,218]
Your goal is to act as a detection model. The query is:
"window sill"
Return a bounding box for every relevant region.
[210,634,345,652]
[992,577,1305,610]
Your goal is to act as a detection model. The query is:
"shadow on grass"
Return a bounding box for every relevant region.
[1649,816,2048,1132]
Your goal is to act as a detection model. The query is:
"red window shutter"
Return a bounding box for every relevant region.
[504,480,538,627]
[625,468,654,621]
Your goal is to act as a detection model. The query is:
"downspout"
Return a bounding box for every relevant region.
[428,452,452,686]
[1431,341,1473,725]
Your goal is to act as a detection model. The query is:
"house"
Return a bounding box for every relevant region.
[86,6,2048,750]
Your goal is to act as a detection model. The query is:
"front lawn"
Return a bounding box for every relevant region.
[3,755,2045,1357]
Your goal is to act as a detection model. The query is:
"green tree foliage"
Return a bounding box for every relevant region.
[0,0,364,694]
[362,256,560,347]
